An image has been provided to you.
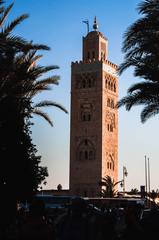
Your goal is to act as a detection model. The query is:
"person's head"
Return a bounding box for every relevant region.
[71,197,87,215]
[29,199,45,217]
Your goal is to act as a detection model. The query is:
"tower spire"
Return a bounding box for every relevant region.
[93,16,98,31]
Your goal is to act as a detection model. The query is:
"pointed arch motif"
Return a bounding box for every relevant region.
[77,138,96,161]
[107,154,115,171]
[80,102,93,121]
[75,72,97,89]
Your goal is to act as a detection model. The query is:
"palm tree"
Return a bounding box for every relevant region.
[10,49,68,126]
[0,1,68,126]
[0,1,68,209]
[117,0,159,123]
[0,1,49,52]
[0,1,50,103]
[99,175,121,197]
[148,189,159,203]
[130,188,139,195]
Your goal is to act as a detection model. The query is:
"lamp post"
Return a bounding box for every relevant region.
[145,155,148,198]
[145,155,151,207]
[123,166,128,196]
[148,157,150,195]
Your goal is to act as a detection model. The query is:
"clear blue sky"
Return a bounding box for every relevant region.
[8,0,159,192]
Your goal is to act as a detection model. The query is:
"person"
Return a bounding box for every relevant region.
[56,197,89,240]
[140,206,159,240]
[121,205,143,240]
[19,198,54,240]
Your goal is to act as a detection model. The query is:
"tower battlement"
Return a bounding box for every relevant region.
[72,59,118,70]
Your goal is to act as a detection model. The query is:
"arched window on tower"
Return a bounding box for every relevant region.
[114,83,116,92]
[110,124,113,132]
[89,150,95,160]
[79,151,83,161]
[87,51,90,60]
[85,151,88,160]
[82,79,86,88]
[92,51,95,59]
[75,74,82,89]
[105,79,108,88]
[88,79,92,88]
[80,103,93,122]
[107,162,109,169]
[77,139,96,161]
[78,73,96,89]
[108,81,111,90]
[107,98,110,107]
[101,52,103,60]
[110,82,113,91]
[111,99,114,109]
[107,154,115,171]
[92,78,95,87]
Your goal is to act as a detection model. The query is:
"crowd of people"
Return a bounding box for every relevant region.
[0,197,159,240]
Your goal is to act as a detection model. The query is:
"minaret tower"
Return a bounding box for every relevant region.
[70,18,118,197]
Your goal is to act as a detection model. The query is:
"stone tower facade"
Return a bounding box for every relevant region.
[70,18,118,197]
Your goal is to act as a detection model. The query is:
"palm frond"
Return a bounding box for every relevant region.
[118,58,137,75]
[0,2,14,28]
[27,54,43,71]
[26,86,52,98]
[0,6,4,15]
[33,101,68,114]
[28,65,59,79]
[138,0,159,15]
[127,81,159,93]
[32,109,53,126]
[99,175,119,197]
[1,35,29,50]
[141,103,159,123]
[34,76,60,86]
[3,14,29,35]
[114,180,123,187]
[23,41,50,52]
[116,92,148,111]
[26,76,60,98]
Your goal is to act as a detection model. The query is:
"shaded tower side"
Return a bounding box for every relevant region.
[70,60,103,197]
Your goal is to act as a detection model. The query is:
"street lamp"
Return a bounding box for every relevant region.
[123,166,128,196]
[120,179,124,188]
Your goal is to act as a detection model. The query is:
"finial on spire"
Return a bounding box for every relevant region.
[93,16,98,31]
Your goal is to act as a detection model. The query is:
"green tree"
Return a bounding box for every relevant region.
[117,0,159,123]
[57,184,62,191]
[130,188,139,195]
[8,48,68,125]
[99,175,121,197]
[148,189,159,202]
[0,0,67,213]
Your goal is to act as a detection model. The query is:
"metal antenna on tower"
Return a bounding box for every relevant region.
[82,19,89,34]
